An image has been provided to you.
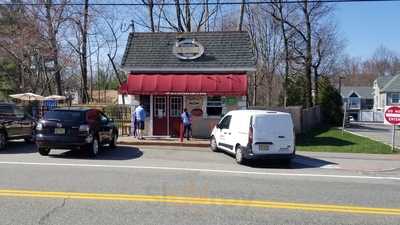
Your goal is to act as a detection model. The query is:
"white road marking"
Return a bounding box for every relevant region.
[0,161,399,181]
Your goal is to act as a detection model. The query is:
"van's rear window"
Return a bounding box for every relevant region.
[44,111,84,122]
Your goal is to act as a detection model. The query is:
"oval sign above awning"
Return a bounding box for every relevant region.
[172,39,204,60]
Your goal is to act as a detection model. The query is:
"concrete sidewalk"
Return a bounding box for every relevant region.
[117,136,209,147]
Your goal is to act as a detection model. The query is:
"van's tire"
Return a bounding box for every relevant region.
[235,145,246,165]
[88,137,99,157]
[0,131,7,150]
[210,136,219,152]
[38,148,50,156]
[109,132,118,149]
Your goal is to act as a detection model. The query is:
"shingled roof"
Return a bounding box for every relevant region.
[121,32,256,73]
[382,74,400,92]
[376,75,394,89]
[341,86,373,99]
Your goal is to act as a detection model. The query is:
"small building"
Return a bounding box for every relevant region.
[118,32,256,137]
[373,74,400,111]
[341,86,373,121]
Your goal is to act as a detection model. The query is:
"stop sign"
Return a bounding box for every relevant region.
[384,106,400,125]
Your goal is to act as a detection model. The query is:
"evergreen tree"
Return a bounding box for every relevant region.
[317,76,343,125]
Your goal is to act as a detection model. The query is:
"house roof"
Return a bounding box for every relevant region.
[382,74,400,92]
[341,86,373,99]
[120,32,256,73]
[376,75,394,89]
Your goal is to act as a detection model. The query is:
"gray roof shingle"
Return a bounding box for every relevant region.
[376,75,394,89]
[341,86,373,99]
[121,32,256,72]
[382,74,400,92]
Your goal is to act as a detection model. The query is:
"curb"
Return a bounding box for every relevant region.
[117,141,209,148]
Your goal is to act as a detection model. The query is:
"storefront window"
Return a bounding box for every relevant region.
[207,96,222,116]
[140,95,150,117]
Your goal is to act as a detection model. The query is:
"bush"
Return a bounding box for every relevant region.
[318,76,343,125]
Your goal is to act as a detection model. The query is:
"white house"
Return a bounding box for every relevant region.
[373,74,400,111]
[341,86,373,121]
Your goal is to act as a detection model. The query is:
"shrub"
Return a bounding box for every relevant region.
[317,76,343,125]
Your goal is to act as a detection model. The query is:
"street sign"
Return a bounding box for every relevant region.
[384,106,400,125]
[384,106,400,152]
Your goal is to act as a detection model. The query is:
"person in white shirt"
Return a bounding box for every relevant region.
[181,108,192,140]
[135,103,146,140]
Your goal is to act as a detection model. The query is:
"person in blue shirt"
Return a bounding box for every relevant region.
[135,103,146,140]
[181,108,192,141]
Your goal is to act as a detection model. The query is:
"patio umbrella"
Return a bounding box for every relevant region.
[44,95,67,101]
[9,93,45,101]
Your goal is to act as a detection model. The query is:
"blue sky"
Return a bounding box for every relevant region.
[336,2,400,59]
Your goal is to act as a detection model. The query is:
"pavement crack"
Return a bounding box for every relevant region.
[38,198,66,225]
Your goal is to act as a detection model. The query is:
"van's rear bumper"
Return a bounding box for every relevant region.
[242,146,295,160]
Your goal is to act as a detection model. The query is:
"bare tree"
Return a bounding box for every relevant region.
[44,0,69,96]
[237,0,245,31]
[269,1,293,107]
[142,0,155,32]
[246,4,283,107]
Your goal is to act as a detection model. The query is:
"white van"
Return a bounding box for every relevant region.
[210,110,295,164]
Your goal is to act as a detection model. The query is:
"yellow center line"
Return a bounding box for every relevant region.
[0,189,399,216]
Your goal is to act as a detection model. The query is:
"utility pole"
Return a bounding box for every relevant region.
[338,75,344,94]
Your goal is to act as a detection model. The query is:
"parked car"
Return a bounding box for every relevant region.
[35,107,118,157]
[0,103,36,150]
[210,110,295,164]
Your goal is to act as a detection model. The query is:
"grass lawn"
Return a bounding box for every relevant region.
[296,127,396,154]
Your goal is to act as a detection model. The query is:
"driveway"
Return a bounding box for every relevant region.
[346,122,400,149]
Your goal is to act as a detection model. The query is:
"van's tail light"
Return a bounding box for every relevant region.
[248,126,253,145]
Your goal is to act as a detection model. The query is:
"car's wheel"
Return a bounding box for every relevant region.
[109,132,118,149]
[38,147,50,156]
[88,137,99,157]
[235,145,246,165]
[210,136,219,152]
[0,131,7,150]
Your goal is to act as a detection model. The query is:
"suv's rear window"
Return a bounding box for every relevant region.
[0,105,15,116]
[44,110,84,122]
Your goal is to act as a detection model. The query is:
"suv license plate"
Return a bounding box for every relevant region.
[54,128,65,135]
[259,144,269,151]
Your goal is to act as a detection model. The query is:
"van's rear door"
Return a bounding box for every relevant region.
[252,114,294,154]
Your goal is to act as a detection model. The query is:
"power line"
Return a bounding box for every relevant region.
[0,0,400,6]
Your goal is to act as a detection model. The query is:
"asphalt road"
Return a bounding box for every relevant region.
[346,122,400,148]
[1,141,400,225]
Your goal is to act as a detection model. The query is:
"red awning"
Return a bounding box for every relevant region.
[124,74,247,96]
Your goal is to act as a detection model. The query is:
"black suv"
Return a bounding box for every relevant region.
[35,108,118,157]
[0,103,36,150]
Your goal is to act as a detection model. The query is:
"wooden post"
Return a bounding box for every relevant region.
[180,123,184,143]
[342,101,347,136]
[392,125,396,152]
